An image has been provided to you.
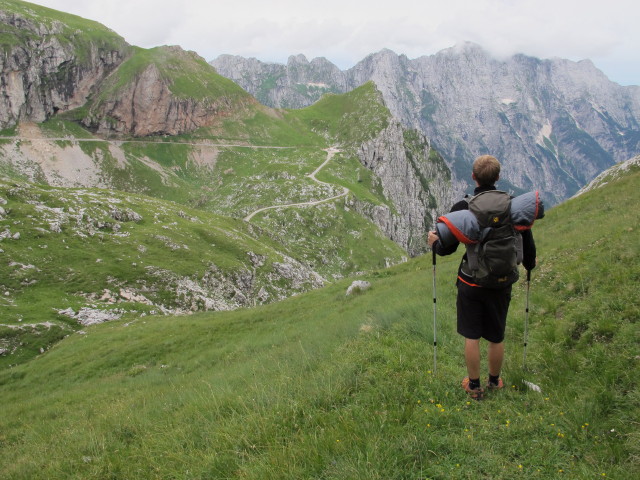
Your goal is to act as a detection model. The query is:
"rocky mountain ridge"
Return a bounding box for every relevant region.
[573,154,640,197]
[211,45,640,203]
[1,1,254,138]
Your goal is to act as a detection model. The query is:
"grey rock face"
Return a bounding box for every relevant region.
[82,47,248,137]
[212,53,347,108]
[0,10,129,129]
[351,120,453,255]
[211,44,640,203]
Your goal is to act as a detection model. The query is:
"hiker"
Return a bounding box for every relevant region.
[427,155,537,400]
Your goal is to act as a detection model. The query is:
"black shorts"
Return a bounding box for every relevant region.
[456,281,512,343]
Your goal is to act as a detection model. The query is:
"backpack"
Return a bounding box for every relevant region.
[461,190,523,288]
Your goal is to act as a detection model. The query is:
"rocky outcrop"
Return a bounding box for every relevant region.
[350,120,453,255]
[1,6,252,138]
[211,45,640,203]
[0,8,130,129]
[83,47,253,137]
[346,280,371,295]
[573,154,640,197]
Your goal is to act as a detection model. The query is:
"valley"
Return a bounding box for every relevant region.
[1,1,639,479]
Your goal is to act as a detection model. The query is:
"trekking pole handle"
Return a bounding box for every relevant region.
[432,248,436,266]
[526,269,531,282]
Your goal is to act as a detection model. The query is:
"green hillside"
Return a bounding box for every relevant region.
[0,176,333,367]
[0,161,637,479]
[87,45,253,109]
[1,82,414,285]
[1,0,130,57]
[2,0,441,295]
[290,81,391,146]
[0,84,411,364]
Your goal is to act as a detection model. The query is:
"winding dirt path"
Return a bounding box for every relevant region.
[6,126,349,222]
[243,147,348,222]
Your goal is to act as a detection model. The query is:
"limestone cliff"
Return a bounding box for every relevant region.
[350,120,453,255]
[83,46,257,137]
[1,2,254,138]
[0,2,130,129]
[213,53,346,108]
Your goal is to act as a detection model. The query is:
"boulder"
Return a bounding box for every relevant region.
[346,280,371,296]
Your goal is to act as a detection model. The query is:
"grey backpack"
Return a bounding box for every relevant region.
[461,190,522,288]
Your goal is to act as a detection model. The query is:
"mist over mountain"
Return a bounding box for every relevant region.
[211,45,640,204]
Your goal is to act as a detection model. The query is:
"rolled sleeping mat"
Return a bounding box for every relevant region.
[435,210,480,248]
[511,191,545,230]
[435,190,545,247]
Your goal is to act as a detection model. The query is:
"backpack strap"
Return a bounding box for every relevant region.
[515,231,523,265]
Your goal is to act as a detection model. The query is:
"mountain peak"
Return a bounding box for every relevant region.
[288,54,310,65]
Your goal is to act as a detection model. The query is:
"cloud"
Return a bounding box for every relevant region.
[27,0,640,85]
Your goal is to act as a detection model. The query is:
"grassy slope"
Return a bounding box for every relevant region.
[0,164,637,479]
[0,63,411,365]
[0,177,331,367]
[2,0,414,280]
[289,81,391,146]
[1,0,130,61]
[92,45,252,103]
[202,83,407,277]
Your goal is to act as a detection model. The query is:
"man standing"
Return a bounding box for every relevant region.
[427,155,536,400]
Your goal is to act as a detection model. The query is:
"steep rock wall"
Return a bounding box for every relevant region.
[352,120,453,255]
[84,62,234,137]
[81,46,257,137]
[0,9,129,129]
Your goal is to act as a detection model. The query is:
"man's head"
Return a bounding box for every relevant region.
[472,155,501,186]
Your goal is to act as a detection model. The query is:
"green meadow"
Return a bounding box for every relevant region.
[1,4,637,475]
[0,164,637,479]
[0,81,433,367]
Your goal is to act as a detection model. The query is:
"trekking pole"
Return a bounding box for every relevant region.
[521,268,542,392]
[523,269,531,370]
[432,248,438,374]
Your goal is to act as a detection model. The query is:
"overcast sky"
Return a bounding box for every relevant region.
[29,0,639,86]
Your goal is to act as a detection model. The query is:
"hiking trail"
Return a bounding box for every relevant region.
[243,147,348,222]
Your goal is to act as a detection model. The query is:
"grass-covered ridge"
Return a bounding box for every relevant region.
[0,157,637,479]
[1,0,130,61]
[290,81,391,146]
[94,45,252,102]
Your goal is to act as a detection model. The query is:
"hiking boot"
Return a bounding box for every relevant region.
[462,377,484,401]
[486,377,504,390]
